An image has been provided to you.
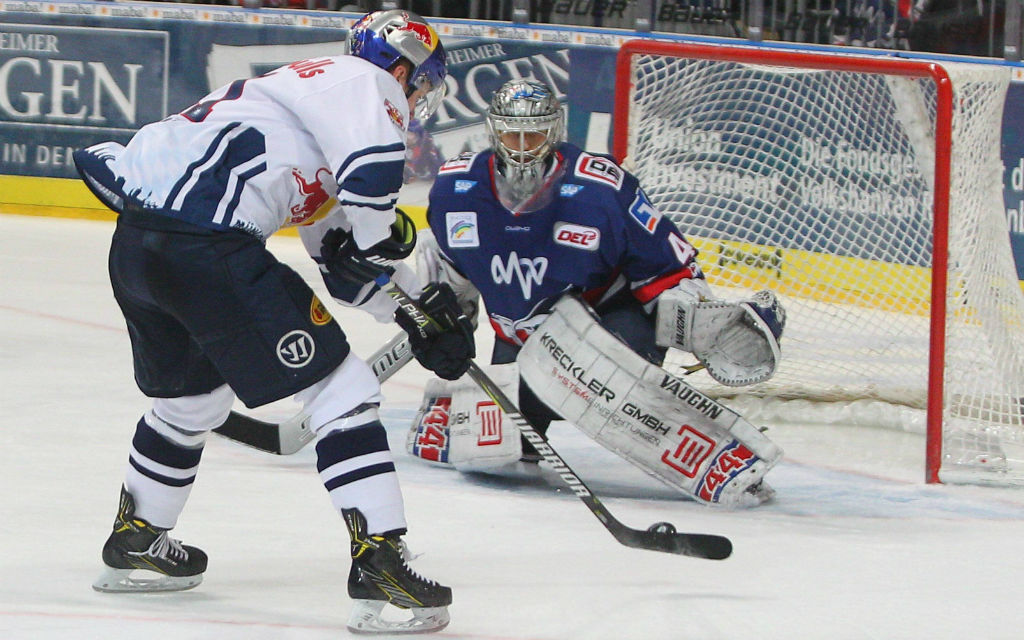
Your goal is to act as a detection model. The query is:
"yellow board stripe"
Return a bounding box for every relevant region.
[689,235,1024,310]
[3,176,1020,300]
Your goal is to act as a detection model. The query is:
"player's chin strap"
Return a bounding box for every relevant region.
[377,272,733,560]
[655,281,787,387]
[517,295,783,508]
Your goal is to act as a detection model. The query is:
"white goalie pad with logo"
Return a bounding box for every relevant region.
[518,296,783,507]
[406,364,522,471]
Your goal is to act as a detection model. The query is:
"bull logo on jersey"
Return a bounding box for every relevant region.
[289,168,331,226]
[491,251,548,299]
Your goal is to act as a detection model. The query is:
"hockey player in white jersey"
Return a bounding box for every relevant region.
[408,80,787,508]
[74,10,470,634]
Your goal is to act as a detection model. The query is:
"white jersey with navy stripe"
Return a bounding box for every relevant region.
[109,55,410,248]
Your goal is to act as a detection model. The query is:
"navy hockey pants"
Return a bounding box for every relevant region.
[109,210,350,408]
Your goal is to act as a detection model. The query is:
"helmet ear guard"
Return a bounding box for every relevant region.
[349,10,447,121]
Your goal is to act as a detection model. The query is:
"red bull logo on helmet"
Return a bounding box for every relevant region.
[400,13,438,50]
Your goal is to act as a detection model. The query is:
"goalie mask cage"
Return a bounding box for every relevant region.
[613,40,1024,485]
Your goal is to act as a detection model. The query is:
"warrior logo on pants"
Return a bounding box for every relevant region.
[277,330,315,368]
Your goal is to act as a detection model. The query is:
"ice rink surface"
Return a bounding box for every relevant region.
[4,214,1024,640]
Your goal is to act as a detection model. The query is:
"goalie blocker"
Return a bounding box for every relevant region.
[408,296,782,507]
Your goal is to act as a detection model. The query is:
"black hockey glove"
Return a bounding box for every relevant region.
[394,282,476,381]
[320,208,417,285]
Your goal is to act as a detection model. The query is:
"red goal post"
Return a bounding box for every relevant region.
[613,39,1023,484]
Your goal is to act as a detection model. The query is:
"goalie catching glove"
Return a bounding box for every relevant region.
[395,282,475,381]
[656,280,786,387]
[319,207,418,285]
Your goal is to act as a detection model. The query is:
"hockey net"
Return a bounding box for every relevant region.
[614,40,1024,484]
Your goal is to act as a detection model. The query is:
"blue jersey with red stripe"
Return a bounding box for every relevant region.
[426,143,703,345]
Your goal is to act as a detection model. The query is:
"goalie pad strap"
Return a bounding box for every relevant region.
[517,296,783,507]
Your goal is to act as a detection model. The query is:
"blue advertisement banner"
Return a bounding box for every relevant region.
[0,23,168,177]
[1,1,1022,278]
[0,6,348,177]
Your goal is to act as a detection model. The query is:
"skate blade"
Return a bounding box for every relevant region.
[92,566,203,593]
[347,599,450,635]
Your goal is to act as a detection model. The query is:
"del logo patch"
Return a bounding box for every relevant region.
[574,153,624,190]
[310,295,332,326]
[446,211,479,248]
[553,222,600,251]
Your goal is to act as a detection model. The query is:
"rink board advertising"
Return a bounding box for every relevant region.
[1,1,1022,279]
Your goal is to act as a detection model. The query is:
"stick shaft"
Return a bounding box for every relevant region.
[376,274,732,559]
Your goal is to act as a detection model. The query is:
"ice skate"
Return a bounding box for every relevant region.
[92,486,207,593]
[344,508,452,634]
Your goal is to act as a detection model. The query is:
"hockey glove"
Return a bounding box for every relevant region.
[394,282,476,381]
[320,208,417,285]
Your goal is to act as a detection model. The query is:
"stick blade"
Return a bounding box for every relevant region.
[614,528,733,560]
[213,412,284,454]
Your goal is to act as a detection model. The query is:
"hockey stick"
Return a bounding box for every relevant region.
[212,332,413,454]
[378,273,733,560]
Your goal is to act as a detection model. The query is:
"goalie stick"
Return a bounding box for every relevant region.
[377,272,733,561]
[212,332,413,454]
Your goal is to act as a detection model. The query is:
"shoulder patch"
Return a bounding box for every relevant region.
[560,184,584,197]
[438,151,478,175]
[384,99,405,130]
[628,189,662,234]
[454,180,476,193]
[445,211,479,248]
[574,153,624,190]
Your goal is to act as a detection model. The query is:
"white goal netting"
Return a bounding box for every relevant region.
[617,42,1024,483]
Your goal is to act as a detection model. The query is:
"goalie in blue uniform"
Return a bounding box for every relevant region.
[408,80,787,507]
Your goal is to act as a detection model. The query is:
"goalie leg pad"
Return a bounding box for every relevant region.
[406,364,522,471]
[519,295,783,507]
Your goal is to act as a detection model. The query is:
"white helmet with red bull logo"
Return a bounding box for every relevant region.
[349,10,447,122]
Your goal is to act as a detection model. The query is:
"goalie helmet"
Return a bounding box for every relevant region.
[349,10,447,121]
[486,80,565,211]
